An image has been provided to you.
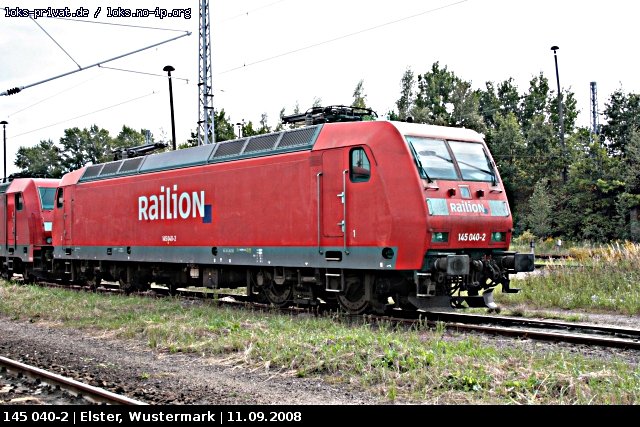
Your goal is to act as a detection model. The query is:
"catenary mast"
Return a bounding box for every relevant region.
[590,82,599,136]
[198,0,214,145]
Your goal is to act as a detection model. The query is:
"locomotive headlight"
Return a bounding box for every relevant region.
[431,232,449,243]
[491,231,506,242]
[43,222,52,232]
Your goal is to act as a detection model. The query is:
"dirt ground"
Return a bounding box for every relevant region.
[1,308,638,405]
[0,317,386,405]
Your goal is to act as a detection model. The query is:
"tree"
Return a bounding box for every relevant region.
[213,109,236,142]
[519,73,549,130]
[241,121,257,137]
[450,81,484,133]
[411,61,458,125]
[554,132,624,242]
[617,129,640,240]
[600,89,640,156]
[274,107,286,131]
[114,125,147,149]
[497,78,521,118]
[181,131,199,149]
[351,79,367,109]
[16,124,170,177]
[549,89,578,135]
[395,68,414,121]
[258,113,270,134]
[14,139,63,178]
[485,112,528,230]
[522,115,563,187]
[478,81,501,129]
[522,179,554,238]
[409,62,483,131]
[59,125,113,171]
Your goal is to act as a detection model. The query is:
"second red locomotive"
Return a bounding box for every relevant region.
[0,176,59,281]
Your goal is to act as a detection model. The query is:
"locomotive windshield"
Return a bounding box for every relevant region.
[406,136,497,183]
[448,141,497,182]
[38,187,56,210]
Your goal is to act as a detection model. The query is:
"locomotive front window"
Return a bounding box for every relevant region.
[406,137,458,180]
[38,187,56,210]
[448,141,497,182]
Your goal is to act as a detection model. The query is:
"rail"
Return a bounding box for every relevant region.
[0,356,148,405]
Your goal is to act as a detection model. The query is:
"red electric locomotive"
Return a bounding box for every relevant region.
[0,176,60,281]
[50,106,534,313]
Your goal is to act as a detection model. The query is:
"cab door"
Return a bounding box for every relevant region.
[321,149,346,239]
[344,146,385,248]
[7,193,18,251]
[55,187,72,245]
[1,194,7,251]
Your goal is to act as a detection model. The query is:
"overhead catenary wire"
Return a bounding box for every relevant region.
[10,91,158,139]
[48,16,187,33]
[1,31,191,96]
[98,65,190,83]
[8,77,97,118]
[29,16,82,69]
[219,0,469,74]
[220,0,288,22]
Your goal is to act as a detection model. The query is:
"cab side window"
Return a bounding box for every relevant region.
[15,193,23,211]
[350,148,371,183]
[56,188,64,208]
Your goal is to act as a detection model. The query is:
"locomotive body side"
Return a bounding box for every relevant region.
[51,120,533,311]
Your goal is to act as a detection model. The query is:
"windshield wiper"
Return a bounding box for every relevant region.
[430,153,498,186]
[457,159,494,177]
[409,143,432,182]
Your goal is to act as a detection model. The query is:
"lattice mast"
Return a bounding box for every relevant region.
[198,0,214,145]
[590,81,599,135]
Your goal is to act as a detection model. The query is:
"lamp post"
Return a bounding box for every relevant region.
[163,65,177,150]
[236,121,244,139]
[0,120,7,182]
[551,46,567,183]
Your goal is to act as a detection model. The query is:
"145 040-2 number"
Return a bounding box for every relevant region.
[457,233,486,242]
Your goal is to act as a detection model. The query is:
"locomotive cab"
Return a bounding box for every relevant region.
[396,122,535,310]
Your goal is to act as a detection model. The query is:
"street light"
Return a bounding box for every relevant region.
[551,46,567,183]
[163,65,177,150]
[0,120,7,182]
[236,121,244,139]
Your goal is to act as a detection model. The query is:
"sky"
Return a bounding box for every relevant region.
[0,0,638,177]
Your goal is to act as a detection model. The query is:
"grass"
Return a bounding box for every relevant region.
[499,241,640,315]
[1,281,639,404]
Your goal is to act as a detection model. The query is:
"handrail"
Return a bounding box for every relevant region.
[342,169,349,255]
[316,172,323,254]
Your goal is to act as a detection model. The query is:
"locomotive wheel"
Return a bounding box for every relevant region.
[87,272,102,292]
[253,270,292,307]
[264,282,293,307]
[167,283,178,296]
[337,277,370,314]
[120,278,134,295]
[23,268,35,284]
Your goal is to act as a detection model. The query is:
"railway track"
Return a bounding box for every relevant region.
[416,311,640,350]
[12,278,640,352]
[0,356,147,405]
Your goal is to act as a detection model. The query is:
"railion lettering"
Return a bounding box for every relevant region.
[449,201,488,214]
[138,185,205,221]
